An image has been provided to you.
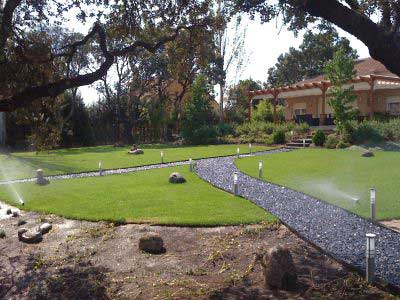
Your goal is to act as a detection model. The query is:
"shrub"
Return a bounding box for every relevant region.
[336,141,350,148]
[312,130,326,146]
[350,121,383,144]
[293,123,310,135]
[324,134,339,149]
[216,123,234,137]
[188,125,217,144]
[0,229,5,238]
[273,130,286,144]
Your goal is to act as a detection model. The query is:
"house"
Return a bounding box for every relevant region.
[248,57,400,126]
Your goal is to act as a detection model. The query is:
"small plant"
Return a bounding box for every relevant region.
[273,130,286,144]
[324,134,339,149]
[0,229,6,238]
[336,140,350,149]
[312,130,326,147]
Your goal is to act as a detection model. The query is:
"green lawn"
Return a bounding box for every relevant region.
[0,144,270,181]
[0,166,275,226]
[235,148,400,220]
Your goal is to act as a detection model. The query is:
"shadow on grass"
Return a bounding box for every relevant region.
[7,155,78,175]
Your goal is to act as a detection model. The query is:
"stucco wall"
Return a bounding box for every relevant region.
[284,88,400,120]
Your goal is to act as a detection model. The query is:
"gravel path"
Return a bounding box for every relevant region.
[195,149,400,289]
[0,161,190,185]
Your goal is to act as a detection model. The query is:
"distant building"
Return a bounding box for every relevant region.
[248,57,400,125]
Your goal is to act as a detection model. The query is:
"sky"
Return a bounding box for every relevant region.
[78,16,370,105]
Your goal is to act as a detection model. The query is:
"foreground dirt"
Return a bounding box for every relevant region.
[0,211,397,300]
[381,220,400,233]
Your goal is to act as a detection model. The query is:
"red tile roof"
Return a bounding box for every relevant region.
[296,57,398,85]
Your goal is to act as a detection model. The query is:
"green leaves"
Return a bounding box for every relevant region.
[325,48,358,135]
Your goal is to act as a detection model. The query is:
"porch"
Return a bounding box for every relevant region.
[248,74,400,125]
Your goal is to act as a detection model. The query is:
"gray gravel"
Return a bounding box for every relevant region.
[0,161,190,185]
[195,149,400,289]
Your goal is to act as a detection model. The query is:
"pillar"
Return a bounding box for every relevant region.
[369,79,375,119]
[273,92,278,124]
[248,97,253,121]
[319,87,327,126]
[0,112,5,146]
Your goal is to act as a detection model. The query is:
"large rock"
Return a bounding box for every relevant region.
[18,228,43,244]
[128,149,144,155]
[39,222,52,234]
[169,172,186,184]
[260,246,297,290]
[138,233,165,254]
[362,150,374,157]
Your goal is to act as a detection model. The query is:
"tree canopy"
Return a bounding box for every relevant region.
[267,27,358,87]
[0,0,216,111]
[236,0,400,77]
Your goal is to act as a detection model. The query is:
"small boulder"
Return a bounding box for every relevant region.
[138,233,165,254]
[6,208,11,215]
[362,150,374,157]
[169,172,186,184]
[128,149,144,155]
[39,223,52,234]
[18,228,43,244]
[17,219,27,226]
[260,245,297,290]
[12,211,19,217]
[0,229,5,239]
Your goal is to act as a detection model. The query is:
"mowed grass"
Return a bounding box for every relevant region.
[235,149,400,220]
[0,144,271,180]
[0,166,275,226]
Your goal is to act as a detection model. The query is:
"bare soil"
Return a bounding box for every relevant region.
[0,210,397,300]
[381,220,400,233]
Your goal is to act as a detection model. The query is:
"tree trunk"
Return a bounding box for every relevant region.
[299,0,400,76]
[219,84,224,122]
[0,112,6,146]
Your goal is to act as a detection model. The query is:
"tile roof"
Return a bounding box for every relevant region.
[295,57,398,85]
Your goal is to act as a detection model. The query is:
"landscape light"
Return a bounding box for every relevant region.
[366,233,376,283]
[370,188,376,222]
[189,158,193,172]
[233,172,238,195]
[99,161,102,176]
[161,151,164,164]
[249,143,252,154]
[237,147,240,158]
[258,161,263,178]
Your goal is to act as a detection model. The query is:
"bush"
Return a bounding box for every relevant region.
[273,130,286,144]
[189,125,217,144]
[312,130,326,146]
[216,123,234,137]
[324,134,339,149]
[336,140,350,149]
[350,121,383,144]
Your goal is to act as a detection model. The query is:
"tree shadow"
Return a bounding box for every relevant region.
[13,254,112,300]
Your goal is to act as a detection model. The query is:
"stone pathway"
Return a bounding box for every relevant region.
[0,161,191,185]
[195,150,400,289]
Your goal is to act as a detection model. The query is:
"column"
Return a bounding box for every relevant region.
[319,86,327,126]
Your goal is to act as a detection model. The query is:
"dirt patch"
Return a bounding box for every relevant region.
[0,211,397,300]
[381,220,400,233]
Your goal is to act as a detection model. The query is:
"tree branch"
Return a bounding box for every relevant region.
[0,0,22,55]
[0,22,206,111]
[297,0,400,76]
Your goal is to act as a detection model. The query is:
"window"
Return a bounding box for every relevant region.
[388,102,400,115]
[386,97,400,116]
[294,108,307,116]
